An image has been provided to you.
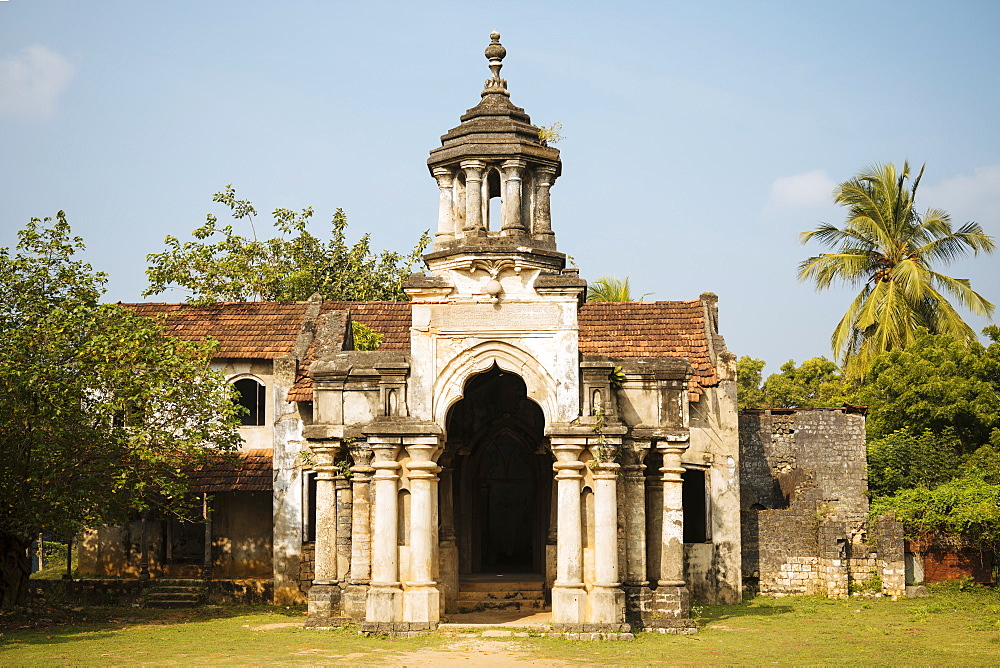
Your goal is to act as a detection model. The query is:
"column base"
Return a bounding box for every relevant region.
[403,586,440,624]
[551,584,587,624]
[343,583,369,621]
[366,585,403,623]
[305,584,349,628]
[439,541,459,614]
[640,584,696,634]
[589,585,625,624]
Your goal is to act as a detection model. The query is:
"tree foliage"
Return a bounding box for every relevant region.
[736,356,848,410]
[0,214,242,608]
[867,429,964,497]
[798,161,995,377]
[855,328,1000,455]
[586,275,649,302]
[144,186,430,303]
[736,356,766,411]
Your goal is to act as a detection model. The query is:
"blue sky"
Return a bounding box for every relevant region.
[3,1,999,372]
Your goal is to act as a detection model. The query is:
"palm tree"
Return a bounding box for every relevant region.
[799,161,996,376]
[587,276,650,302]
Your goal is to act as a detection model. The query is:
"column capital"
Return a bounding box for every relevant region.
[591,462,620,480]
[501,158,527,176]
[460,159,486,176]
[432,166,455,183]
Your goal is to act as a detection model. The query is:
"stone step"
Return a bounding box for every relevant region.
[457,590,545,601]
[456,599,549,613]
[151,579,204,586]
[144,599,202,609]
[459,581,545,593]
[146,591,202,601]
[147,586,202,594]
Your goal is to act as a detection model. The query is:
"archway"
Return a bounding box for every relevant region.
[445,365,550,575]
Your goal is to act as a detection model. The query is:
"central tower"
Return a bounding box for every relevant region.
[427,32,563,259]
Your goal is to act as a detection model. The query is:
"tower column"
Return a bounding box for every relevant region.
[550,439,586,624]
[532,166,556,241]
[501,159,527,236]
[432,167,455,244]
[366,439,402,623]
[461,160,486,234]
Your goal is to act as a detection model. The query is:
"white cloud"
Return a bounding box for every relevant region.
[767,170,837,210]
[0,45,76,118]
[921,165,1000,228]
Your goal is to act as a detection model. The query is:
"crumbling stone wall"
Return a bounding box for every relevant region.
[739,408,904,598]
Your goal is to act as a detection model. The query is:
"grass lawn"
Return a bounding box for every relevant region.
[2,584,998,665]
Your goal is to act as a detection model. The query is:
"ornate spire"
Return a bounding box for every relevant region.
[482,31,508,96]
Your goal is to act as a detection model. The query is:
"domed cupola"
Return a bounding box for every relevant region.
[427,32,563,255]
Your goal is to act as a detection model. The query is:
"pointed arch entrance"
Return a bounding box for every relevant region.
[445,365,551,575]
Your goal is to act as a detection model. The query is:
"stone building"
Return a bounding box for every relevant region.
[739,407,905,599]
[80,33,744,634]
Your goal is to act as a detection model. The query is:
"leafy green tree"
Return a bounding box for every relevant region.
[586,276,649,302]
[798,161,995,377]
[736,356,848,410]
[144,185,430,303]
[761,357,849,409]
[736,356,766,411]
[854,328,1000,455]
[867,429,964,497]
[0,214,242,608]
[869,470,1000,551]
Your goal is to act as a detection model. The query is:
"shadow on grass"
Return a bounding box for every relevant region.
[1,602,310,647]
[694,598,795,625]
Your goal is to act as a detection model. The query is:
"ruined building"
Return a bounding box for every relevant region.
[78,33,902,633]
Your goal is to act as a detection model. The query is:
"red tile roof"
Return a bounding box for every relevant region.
[186,448,272,493]
[578,300,719,400]
[320,301,412,349]
[119,301,311,359]
[119,299,719,403]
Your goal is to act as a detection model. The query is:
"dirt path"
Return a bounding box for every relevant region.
[370,638,572,666]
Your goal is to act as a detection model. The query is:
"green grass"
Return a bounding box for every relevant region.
[2,586,999,665]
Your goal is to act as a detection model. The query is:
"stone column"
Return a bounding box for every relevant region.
[366,439,402,623]
[344,443,374,620]
[658,443,686,586]
[550,439,586,624]
[438,464,459,614]
[591,461,625,623]
[335,476,352,583]
[432,167,455,245]
[460,160,486,234]
[403,437,441,624]
[532,166,556,242]
[201,493,213,582]
[307,441,344,625]
[501,159,527,236]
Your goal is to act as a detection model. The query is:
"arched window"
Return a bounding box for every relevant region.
[233,378,266,426]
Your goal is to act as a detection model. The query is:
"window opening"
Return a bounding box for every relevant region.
[682,468,710,543]
[234,378,265,426]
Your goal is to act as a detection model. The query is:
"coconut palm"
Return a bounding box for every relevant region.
[798,161,996,376]
[587,276,650,302]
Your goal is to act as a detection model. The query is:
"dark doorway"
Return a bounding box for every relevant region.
[446,365,549,575]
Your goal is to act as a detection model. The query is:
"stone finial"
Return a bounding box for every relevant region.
[483,31,508,95]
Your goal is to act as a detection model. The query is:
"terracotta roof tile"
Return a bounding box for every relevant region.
[119,301,311,359]
[186,448,272,493]
[578,300,719,400]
